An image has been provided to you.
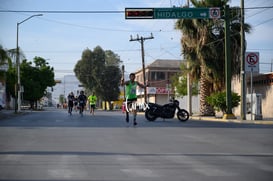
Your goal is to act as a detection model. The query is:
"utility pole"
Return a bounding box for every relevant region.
[130,33,154,103]
[121,65,126,100]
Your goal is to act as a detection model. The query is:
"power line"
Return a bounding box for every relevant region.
[244,6,273,10]
[1,6,273,13]
[0,10,124,14]
[254,17,273,27]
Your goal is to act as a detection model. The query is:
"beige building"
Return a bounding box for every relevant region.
[134,59,182,105]
[233,72,273,118]
[132,59,273,118]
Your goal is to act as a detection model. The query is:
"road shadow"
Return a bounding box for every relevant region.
[0,109,272,129]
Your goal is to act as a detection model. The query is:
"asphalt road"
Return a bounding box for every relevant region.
[0,108,272,181]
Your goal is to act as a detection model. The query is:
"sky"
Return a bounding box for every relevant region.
[0,0,273,81]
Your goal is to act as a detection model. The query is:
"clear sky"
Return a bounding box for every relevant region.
[0,0,273,80]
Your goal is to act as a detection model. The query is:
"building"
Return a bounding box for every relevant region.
[233,72,273,118]
[245,73,273,118]
[135,59,182,105]
[51,75,82,106]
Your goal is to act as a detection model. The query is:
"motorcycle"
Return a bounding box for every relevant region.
[145,99,189,122]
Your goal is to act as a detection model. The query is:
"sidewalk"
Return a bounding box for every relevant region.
[191,115,273,125]
[0,109,28,120]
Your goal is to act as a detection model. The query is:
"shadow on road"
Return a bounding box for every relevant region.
[0,109,273,129]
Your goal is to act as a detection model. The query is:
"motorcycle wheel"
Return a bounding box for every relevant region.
[145,109,157,121]
[177,109,189,122]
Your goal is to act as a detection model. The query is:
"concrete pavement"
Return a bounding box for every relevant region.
[1,108,273,125]
[0,109,272,180]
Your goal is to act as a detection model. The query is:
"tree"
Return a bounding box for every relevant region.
[74,46,122,108]
[0,45,22,108]
[74,48,94,90]
[21,57,55,109]
[0,45,9,65]
[99,66,121,110]
[175,0,251,115]
[171,62,198,97]
[105,50,122,66]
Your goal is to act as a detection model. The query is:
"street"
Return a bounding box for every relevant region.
[0,108,273,181]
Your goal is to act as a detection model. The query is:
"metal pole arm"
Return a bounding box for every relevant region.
[18,14,43,25]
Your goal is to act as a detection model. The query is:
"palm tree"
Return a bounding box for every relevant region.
[175,0,251,115]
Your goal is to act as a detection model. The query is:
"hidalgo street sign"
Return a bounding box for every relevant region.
[153,7,220,19]
[125,7,221,19]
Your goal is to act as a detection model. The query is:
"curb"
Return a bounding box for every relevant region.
[190,116,273,125]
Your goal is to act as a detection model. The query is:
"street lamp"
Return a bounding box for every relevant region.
[16,14,43,112]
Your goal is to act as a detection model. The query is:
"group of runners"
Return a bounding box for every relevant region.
[66,73,146,126]
[67,91,97,116]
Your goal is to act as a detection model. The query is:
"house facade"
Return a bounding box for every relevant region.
[134,59,182,105]
[233,72,273,118]
[132,59,273,118]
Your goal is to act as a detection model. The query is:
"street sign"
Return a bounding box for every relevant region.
[0,64,8,71]
[245,52,259,72]
[154,7,220,19]
[125,7,221,19]
[209,7,221,19]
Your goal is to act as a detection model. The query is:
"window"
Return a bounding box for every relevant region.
[151,72,165,81]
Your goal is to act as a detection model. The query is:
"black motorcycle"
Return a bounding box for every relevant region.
[145,99,189,122]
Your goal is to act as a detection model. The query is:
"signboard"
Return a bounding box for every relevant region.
[154,7,220,19]
[209,7,221,19]
[245,52,259,72]
[137,87,173,95]
[0,64,8,71]
[125,7,221,19]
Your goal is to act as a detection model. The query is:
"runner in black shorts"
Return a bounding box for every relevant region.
[121,73,146,126]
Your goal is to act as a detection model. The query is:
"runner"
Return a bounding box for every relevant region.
[88,92,97,115]
[121,73,146,126]
[67,92,74,115]
[78,90,87,116]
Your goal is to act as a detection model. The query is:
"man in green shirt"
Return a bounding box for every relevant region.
[121,73,146,126]
[88,92,97,115]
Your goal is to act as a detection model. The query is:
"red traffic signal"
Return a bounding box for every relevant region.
[125,8,154,19]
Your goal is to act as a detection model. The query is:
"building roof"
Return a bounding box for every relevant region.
[146,59,182,69]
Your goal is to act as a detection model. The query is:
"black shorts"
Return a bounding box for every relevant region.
[126,98,137,103]
[68,101,74,107]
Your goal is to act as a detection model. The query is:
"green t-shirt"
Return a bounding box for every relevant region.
[125,81,137,100]
[88,95,97,105]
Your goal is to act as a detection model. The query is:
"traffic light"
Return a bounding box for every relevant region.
[125,8,154,19]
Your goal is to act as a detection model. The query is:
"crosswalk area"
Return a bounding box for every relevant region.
[1,151,272,180]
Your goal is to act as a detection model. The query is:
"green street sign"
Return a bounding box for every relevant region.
[125,7,221,19]
[154,7,220,19]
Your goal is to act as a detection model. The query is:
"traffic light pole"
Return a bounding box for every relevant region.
[130,33,154,103]
[240,0,246,120]
[223,5,236,119]
[126,7,236,119]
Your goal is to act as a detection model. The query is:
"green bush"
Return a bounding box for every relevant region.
[206,92,240,114]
